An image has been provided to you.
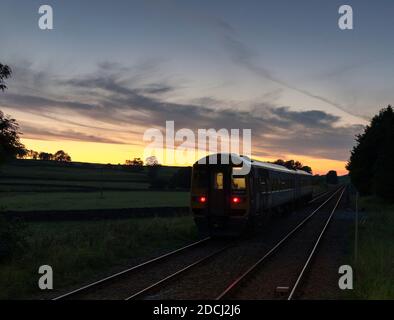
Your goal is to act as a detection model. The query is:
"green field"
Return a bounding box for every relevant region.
[353,197,394,299]
[0,160,189,211]
[0,159,178,181]
[0,160,196,299]
[1,191,189,211]
[0,178,150,192]
[0,216,198,299]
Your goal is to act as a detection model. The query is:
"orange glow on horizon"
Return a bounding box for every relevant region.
[22,138,145,165]
[22,138,348,176]
[254,154,348,176]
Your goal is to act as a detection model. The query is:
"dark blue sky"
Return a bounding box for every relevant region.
[0,0,393,171]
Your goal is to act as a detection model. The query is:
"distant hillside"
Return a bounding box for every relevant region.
[0,159,190,211]
[0,159,188,193]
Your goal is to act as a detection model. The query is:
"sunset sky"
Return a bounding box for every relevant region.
[1,0,394,175]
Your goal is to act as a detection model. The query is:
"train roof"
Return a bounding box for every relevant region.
[196,154,312,176]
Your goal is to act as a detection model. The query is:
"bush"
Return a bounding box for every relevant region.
[0,216,28,261]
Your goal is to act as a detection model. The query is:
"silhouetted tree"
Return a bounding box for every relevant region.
[0,66,29,257]
[145,155,159,166]
[125,157,144,172]
[273,159,286,167]
[347,106,394,200]
[326,170,338,185]
[301,166,312,174]
[17,149,39,160]
[27,150,39,160]
[38,152,53,161]
[53,150,71,162]
[0,63,11,92]
[0,110,27,163]
[125,157,143,166]
[293,161,303,170]
[272,159,312,173]
[372,134,394,200]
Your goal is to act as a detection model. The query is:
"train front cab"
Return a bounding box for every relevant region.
[191,163,250,236]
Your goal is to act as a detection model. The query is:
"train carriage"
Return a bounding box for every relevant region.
[191,154,313,236]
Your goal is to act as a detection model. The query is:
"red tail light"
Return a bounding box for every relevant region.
[231,196,241,204]
[199,196,207,203]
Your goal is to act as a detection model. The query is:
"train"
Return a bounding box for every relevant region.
[191,154,313,236]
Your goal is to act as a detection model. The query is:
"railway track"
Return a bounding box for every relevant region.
[308,189,332,204]
[53,236,218,300]
[125,188,343,300]
[215,186,346,300]
[53,187,343,300]
[287,187,346,300]
[125,243,234,300]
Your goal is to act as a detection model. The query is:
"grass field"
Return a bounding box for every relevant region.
[0,191,189,211]
[0,159,178,181]
[0,160,196,299]
[353,196,394,299]
[0,178,150,192]
[0,160,188,211]
[0,216,198,299]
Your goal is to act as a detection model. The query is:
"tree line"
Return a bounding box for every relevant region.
[124,155,160,167]
[0,108,72,163]
[347,105,394,202]
[20,149,72,162]
[271,159,312,174]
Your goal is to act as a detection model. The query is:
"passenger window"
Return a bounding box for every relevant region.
[214,172,224,190]
[232,176,246,190]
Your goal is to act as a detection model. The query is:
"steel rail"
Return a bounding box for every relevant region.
[308,189,331,204]
[215,186,344,300]
[53,237,211,300]
[287,186,346,300]
[125,243,234,300]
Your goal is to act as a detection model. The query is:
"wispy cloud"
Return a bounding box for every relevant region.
[0,61,363,161]
[21,123,125,145]
[214,19,369,122]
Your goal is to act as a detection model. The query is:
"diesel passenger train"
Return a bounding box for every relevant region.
[191,154,313,236]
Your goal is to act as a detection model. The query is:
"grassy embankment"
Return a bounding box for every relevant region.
[0,216,198,299]
[353,196,394,299]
